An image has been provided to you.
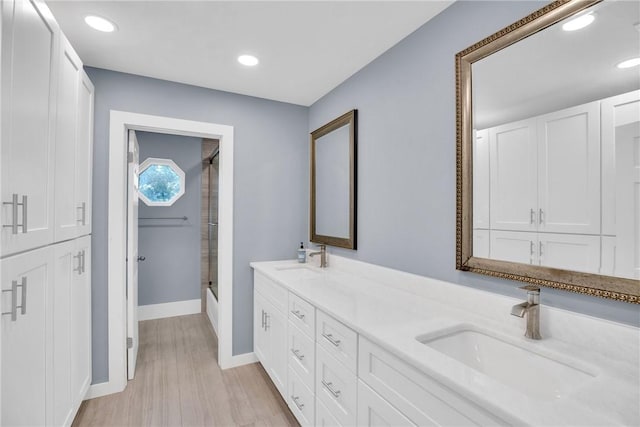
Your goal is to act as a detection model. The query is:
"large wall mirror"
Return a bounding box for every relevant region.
[456,0,639,303]
[311,110,357,249]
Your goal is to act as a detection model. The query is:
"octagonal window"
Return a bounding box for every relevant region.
[138,158,185,206]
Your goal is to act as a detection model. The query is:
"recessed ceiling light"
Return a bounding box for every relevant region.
[562,13,595,31]
[617,57,640,69]
[85,15,116,33]
[238,55,259,67]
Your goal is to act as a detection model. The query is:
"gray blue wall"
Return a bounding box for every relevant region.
[308,0,640,327]
[136,132,202,306]
[88,68,309,383]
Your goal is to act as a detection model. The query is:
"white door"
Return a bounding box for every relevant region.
[1,246,52,427]
[473,229,490,259]
[538,233,601,274]
[1,0,58,256]
[254,292,268,365]
[71,236,92,401]
[489,119,538,231]
[537,102,600,234]
[75,72,94,237]
[473,129,490,229]
[490,230,538,265]
[126,130,140,379]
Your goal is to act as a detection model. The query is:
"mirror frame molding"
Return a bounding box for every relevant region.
[455,0,639,304]
[310,109,357,250]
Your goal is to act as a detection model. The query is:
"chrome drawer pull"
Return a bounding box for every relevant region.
[291,395,305,410]
[291,309,305,320]
[291,348,305,361]
[321,380,341,398]
[2,280,18,321]
[322,333,341,347]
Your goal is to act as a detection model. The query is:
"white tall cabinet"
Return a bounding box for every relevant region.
[1,1,94,425]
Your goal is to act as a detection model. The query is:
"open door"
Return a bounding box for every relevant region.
[126,130,140,379]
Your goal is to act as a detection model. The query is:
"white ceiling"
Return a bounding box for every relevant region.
[46,0,454,106]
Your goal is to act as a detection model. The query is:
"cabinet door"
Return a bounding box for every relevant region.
[75,72,94,236]
[473,129,490,229]
[489,119,537,231]
[52,240,75,426]
[490,230,538,265]
[71,236,92,406]
[472,229,490,259]
[538,233,601,275]
[254,292,269,366]
[537,102,600,234]
[53,35,81,242]
[357,380,415,427]
[266,305,288,398]
[1,0,59,256]
[1,246,52,427]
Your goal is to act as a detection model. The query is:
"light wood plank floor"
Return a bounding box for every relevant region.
[73,314,299,427]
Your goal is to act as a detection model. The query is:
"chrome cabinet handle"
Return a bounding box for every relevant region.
[539,242,544,258]
[291,395,305,410]
[321,380,341,398]
[291,309,305,320]
[539,208,544,225]
[3,194,27,234]
[77,202,86,225]
[81,250,86,274]
[74,251,83,274]
[19,277,26,315]
[322,333,341,347]
[291,348,305,361]
[2,280,18,321]
[264,313,270,331]
[529,241,535,264]
[261,309,265,329]
[530,208,535,225]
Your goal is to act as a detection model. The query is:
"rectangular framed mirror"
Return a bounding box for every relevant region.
[310,109,357,249]
[456,0,639,303]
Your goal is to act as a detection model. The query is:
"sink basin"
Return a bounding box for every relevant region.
[274,264,321,278]
[418,327,596,401]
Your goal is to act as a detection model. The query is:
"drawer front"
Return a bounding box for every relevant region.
[288,292,315,338]
[316,399,342,427]
[358,337,508,426]
[288,368,315,427]
[254,271,287,313]
[288,322,315,388]
[316,346,357,427]
[316,310,358,373]
[358,380,416,427]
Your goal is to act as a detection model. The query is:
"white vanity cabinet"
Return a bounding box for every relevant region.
[54,35,94,242]
[1,0,59,256]
[253,273,288,397]
[1,246,53,427]
[488,101,600,235]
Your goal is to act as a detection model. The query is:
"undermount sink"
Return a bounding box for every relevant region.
[418,326,597,401]
[274,264,321,278]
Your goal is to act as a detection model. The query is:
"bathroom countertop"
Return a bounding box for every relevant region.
[250,258,640,427]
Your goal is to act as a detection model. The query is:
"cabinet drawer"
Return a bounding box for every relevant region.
[316,310,357,373]
[254,271,287,313]
[316,346,357,427]
[288,368,315,427]
[288,292,315,338]
[358,379,415,427]
[316,399,342,427]
[288,322,315,388]
[358,337,508,426]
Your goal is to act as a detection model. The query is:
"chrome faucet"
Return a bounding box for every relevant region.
[510,285,542,340]
[308,244,327,268]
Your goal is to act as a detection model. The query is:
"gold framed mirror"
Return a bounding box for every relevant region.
[310,110,357,249]
[456,0,639,303]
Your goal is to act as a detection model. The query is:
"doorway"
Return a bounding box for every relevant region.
[104,111,235,396]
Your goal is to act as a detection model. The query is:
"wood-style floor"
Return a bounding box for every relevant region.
[73,314,298,427]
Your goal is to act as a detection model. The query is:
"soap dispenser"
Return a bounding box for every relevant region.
[297,242,306,263]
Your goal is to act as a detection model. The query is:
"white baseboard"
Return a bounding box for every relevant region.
[138,298,201,321]
[224,352,258,369]
[84,380,124,400]
[206,288,219,336]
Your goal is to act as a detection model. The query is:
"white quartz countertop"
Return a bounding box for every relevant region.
[250,258,640,427]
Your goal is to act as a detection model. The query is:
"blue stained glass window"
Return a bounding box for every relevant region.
[137,158,185,206]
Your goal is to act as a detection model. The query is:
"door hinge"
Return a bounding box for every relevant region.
[127,337,133,349]
[127,152,134,163]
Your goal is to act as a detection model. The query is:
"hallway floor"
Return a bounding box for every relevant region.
[73,314,298,426]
